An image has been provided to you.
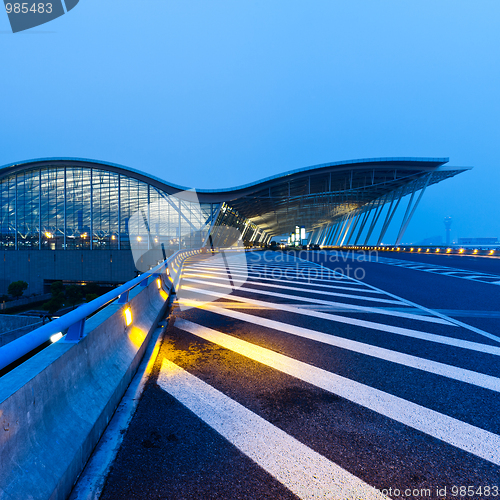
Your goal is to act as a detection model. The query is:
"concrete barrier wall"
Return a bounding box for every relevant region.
[0,273,171,500]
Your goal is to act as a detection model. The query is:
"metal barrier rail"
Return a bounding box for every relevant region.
[327,245,498,256]
[0,248,201,373]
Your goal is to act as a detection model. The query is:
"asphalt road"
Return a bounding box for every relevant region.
[98,250,500,500]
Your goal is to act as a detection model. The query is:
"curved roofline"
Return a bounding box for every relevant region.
[0,156,471,236]
[0,155,451,190]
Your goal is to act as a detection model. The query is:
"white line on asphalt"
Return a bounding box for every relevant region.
[182,272,404,305]
[182,278,451,325]
[157,358,389,500]
[175,319,500,466]
[197,304,500,392]
[188,263,362,286]
[183,266,384,294]
[373,257,500,283]
[179,287,500,356]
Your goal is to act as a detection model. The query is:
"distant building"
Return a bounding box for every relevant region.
[458,237,499,246]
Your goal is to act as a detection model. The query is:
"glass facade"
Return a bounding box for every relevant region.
[209,203,262,247]
[0,164,227,253]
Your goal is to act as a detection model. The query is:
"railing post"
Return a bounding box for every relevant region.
[64,318,86,342]
[117,291,129,304]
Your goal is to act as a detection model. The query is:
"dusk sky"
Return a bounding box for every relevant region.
[1,1,499,244]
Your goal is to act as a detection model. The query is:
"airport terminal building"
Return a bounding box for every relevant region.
[0,157,469,294]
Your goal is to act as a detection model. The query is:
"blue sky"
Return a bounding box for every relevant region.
[1,1,499,243]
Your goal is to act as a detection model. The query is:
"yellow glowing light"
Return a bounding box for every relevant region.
[81,233,87,239]
[137,236,142,242]
[436,248,440,252]
[418,248,421,252]
[45,232,52,239]
[489,250,495,255]
[50,332,63,343]
[156,278,161,289]
[128,326,146,349]
[459,248,464,253]
[124,307,133,326]
[426,249,430,253]
[446,248,451,253]
[111,235,116,240]
[474,249,478,254]
[410,248,414,252]
[160,289,168,300]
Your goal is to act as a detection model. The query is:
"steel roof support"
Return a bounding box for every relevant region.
[363,195,387,245]
[345,210,362,246]
[319,224,330,246]
[320,224,332,245]
[325,224,335,245]
[64,167,67,250]
[202,203,222,247]
[353,206,372,245]
[90,169,93,250]
[38,169,41,250]
[376,188,403,246]
[310,226,325,245]
[334,215,350,246]
[395,174,432,245]
[322,224,335,246]
[331,217,347,246]
[340,212,357,246]
[309,227,320,245]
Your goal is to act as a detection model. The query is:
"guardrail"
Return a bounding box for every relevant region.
[325,245,499,257]
[0,248,200,373]
[0,247,202,500]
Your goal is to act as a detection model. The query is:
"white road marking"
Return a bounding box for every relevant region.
[180,287,500,356]
[157,358,389,500]
[372,256,500,284]
[182,272,405,305]
[175,319,500,466]
[184,266,385,294]
[189,263,363,286]
[304,260,500,345]
[182,277,451,325]
[196,304,500,392]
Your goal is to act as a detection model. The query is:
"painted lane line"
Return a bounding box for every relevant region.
[308,262,500,345]
[183,267,385,294]
[373,257,500,284]
[188,263,377,284]
[198,304,500,392]
[190,261,369,282]
[185,301,417,314]
[182,272,405,305]
[182,278,452,325]
[179,288,500,356]
[157,358,389,500]
[189,263,363,285]
[186,265,378,293]
[175,319,500,466]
